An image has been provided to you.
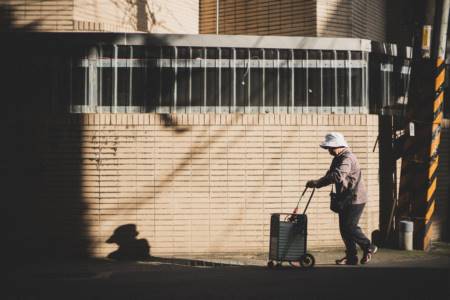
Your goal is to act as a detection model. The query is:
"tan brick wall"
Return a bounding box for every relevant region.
[317,0,385,41]
[200,0,386,41]
[364,0,385,42]
[2,0,199,33]
[200,0,317,36]
[2,0,74,31]
[73,0,199,33]
[41,113,379,257]
[317,0,352,38]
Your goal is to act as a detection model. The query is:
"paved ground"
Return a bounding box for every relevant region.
[6,243,450,300]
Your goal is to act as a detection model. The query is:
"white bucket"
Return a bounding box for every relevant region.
[398,220,414,251]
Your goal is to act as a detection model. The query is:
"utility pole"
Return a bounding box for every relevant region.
[398,0,449,250]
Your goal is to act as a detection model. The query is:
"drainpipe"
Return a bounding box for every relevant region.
[216,0,220,34]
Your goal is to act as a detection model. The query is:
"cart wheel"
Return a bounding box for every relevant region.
[267,261,275,269]
[300,253,315,268]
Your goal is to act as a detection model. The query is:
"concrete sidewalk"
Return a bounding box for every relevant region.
[8,242,450,278]
[6,243,450,300]
[178,242,450,268]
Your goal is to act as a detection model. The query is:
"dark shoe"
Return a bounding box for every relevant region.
[361,245,378,264]
[336,256,358,265]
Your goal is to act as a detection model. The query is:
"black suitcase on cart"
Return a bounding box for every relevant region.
[267,187,315,269]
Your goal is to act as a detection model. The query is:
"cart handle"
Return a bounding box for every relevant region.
[301,187,315,215]
[288,187,315,219]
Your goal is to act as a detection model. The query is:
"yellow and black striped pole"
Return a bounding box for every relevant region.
[423,0,449,250]
[397,0,436,250]
[397,0,449,250]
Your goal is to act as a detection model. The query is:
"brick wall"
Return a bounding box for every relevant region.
[39,113,379,257]
[200,0,386,41]
[317,0,352,38]
[2,0,199,33]
[317,0,385,41]
[6,113,449,258]
[200,0,317,36]
[2,0,73,31]
[364,0,386,42]
[73,0,199,33]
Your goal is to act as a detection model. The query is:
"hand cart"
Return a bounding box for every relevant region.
[267,187,316,269]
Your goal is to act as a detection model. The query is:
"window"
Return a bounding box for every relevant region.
[61,45,369,113]
[322,51,335,110]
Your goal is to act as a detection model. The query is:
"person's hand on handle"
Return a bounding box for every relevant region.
[306,180,318,188]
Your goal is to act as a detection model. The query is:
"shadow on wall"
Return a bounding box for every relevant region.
[112,0,161,32]
[0,3,39,32]
[136,0,149,32]
[2,4,88,265]
[1,13,194,265]
[106,224,151,261]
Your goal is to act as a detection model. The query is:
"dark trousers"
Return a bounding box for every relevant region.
[338,203,371,257]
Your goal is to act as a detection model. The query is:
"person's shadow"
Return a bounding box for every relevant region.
[106,224,151,261]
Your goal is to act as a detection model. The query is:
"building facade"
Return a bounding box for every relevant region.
[4,33,383,258]
[2,1,449,259]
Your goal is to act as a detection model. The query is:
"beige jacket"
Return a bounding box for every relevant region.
[316,148,368,204]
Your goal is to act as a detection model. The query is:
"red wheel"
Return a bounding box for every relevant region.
[288,261,301,268]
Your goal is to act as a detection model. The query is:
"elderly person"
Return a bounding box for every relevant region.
[307,132,377,265]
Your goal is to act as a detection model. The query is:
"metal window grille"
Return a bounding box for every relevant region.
[68,45,369,114]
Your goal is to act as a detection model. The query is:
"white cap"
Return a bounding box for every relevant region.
[320,132,349,149]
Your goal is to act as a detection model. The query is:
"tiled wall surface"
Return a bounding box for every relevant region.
[73,0,199,33]
[200,0,316,36]
[317,0,385,41]
[200,0,386,41]
[3,0,199,33]
[40,113,380,257]
[6,113,449,258]
[2,0,74,31]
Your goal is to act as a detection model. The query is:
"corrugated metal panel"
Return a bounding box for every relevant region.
[269,214,307,261]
